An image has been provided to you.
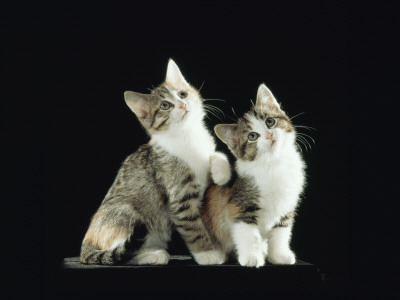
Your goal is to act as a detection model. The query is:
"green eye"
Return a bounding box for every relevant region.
[178,91,188,99]
[160,101,171,110]
[266,117,276,128]
[248,132,259,141]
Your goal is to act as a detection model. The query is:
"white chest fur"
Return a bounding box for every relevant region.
[151,124,216,192]
[236,150,305,235]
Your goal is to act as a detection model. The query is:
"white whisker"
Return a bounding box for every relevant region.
[297,132,316,145]
[290,112,306,120]
[198,80,205,92]
[294,125,317,131]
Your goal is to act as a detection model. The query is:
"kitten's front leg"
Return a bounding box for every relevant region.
[210,152,231,185]
[169,190,226,265]
[232,222,265,268]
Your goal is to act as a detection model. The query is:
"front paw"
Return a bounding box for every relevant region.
[238,250,265,268]
[193,250,226,265]
[210,153,231,185]
[131,249,170,265]
[268,250,296,265]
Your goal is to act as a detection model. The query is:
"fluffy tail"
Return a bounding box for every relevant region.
[80,206,138,265]
[80,240,130,265]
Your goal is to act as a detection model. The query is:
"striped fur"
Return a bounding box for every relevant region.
[81,59,228,265]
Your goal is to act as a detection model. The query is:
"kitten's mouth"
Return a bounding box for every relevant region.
[181,110,189,120]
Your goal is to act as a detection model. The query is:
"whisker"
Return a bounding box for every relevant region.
[294,125,317,131]
[295,142,303,153]
[290,112,306,120]
[297,132,316,145]
[296,137,309,152]
[198,80,205,92]
[203,98,226,102]
[204,103,226,117]
[250,99,255,108]
[231,107,238,119]
[204,108,223,121]
[297,135,311,151]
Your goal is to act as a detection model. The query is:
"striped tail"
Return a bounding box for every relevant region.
[80,240,130,265]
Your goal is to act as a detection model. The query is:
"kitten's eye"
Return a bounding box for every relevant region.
[248,132,259,141]
[160,101,171,110]
[178,91,188,99]
[266,117,276,128]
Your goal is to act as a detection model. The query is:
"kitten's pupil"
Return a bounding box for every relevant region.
[266,118,276,128]
[248,132,259,141]
[160,101,171,110]
[178,91,187,99]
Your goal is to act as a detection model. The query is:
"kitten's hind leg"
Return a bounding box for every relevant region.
[267,226,296,265]
[130,215,172,265]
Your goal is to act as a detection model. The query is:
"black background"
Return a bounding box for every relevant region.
[5,0,398,298]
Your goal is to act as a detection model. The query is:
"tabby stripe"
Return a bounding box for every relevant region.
[176,225,198,231]
[178,214,200,221]
[236,215,258,224]
[187,234,203,244]
[182,174,194,185]
[175,203,191,214]
[156,116,169,130]
[179,192,200,203]
[97,251,106,263]
[273,222,288,228]
[85,251,97,263]
[240,139,248,157]
[150,109,159,128]
[242,205,260,213]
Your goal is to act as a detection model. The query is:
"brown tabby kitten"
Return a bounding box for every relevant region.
[80,60,230,265]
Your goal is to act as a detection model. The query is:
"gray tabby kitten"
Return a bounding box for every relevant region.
[202,84,306,267]
[80,59,231,265]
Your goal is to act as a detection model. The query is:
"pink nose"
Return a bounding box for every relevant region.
[179,102,186,110]
[266,132,273,140]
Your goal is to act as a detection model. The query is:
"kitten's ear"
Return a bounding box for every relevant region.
[256,83,281,111]
[165,59,189,87]
[214,124,239,149]
[124,91,150,118]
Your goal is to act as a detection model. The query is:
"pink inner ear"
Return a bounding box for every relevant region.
[140,109,147,118]
[232,137,238,145]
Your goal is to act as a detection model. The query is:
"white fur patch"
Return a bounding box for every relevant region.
[131,249,170,265]
[210,152,231,185]
[267,227,295,264]
[192,249,226,265]
[232,222,265,268]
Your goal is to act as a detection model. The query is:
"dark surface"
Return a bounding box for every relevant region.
[48,256,325,297]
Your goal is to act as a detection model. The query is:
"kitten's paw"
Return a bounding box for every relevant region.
[268,250,296,265]
[132,249,170,265]
[210,153,231,186]
[238,251,265,268]
[193,250,226,265]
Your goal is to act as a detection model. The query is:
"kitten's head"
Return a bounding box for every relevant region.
[214,84,295,161]
[124,59,204,134]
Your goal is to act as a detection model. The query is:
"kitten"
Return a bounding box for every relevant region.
[80,59,231,265]
[202,84,306,267]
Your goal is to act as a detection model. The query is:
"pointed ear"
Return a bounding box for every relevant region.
[165,59,189,87]
[256,83,281,111]
[124,91,150,118]
[214,124,239,149]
